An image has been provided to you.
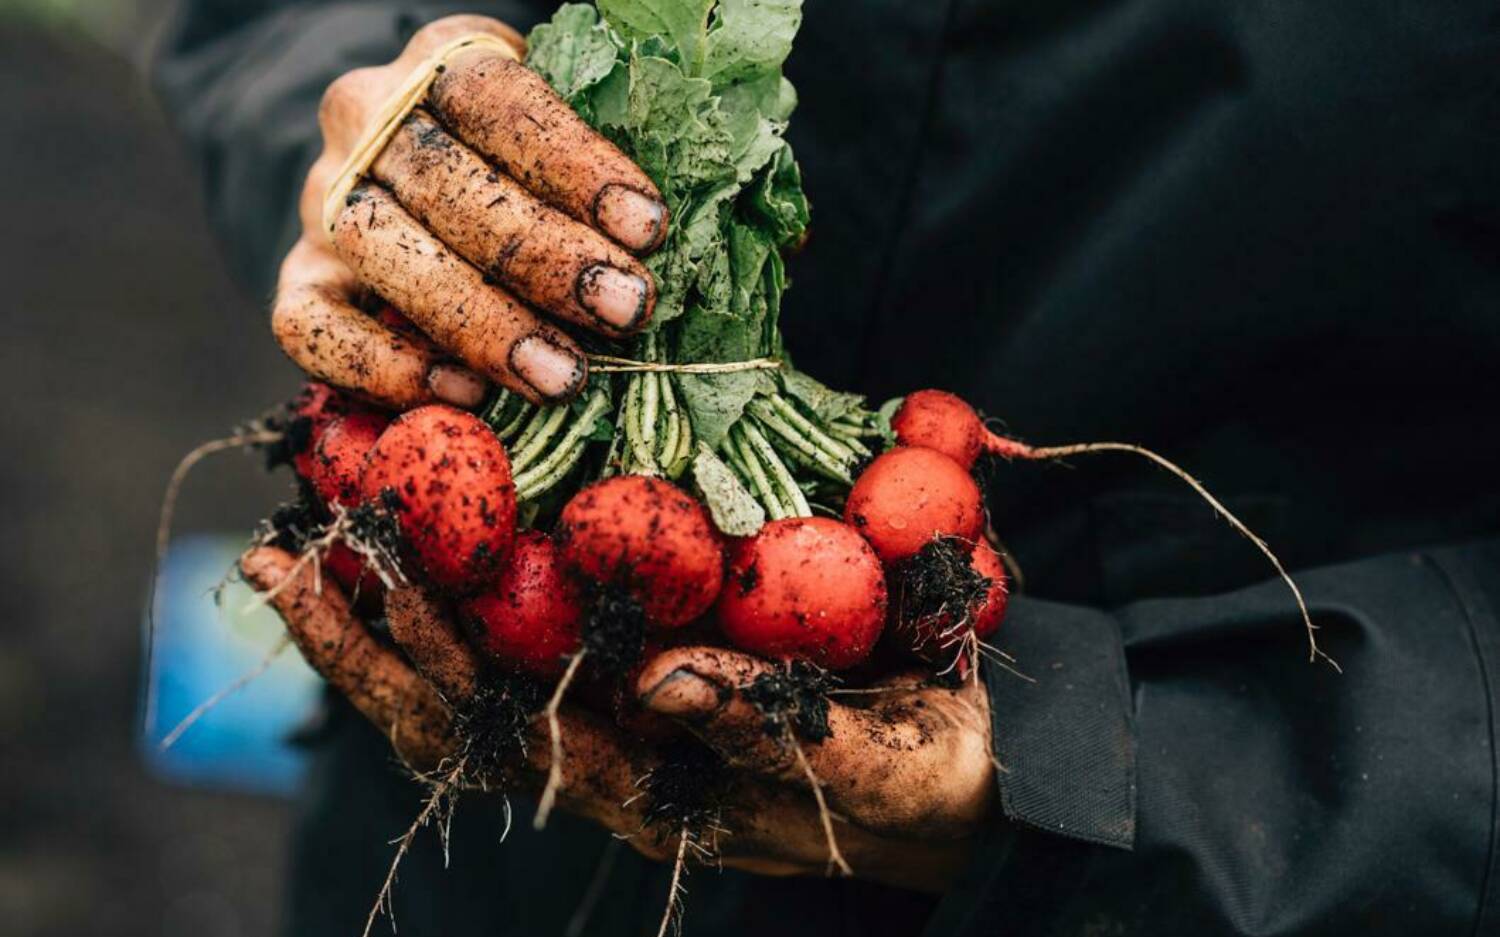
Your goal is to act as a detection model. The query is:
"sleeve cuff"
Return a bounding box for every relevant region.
[982,596,1137,850]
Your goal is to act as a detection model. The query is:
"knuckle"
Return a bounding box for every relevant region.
[318,67,379,137]
[269,289,308,343]
[408,14,517,56]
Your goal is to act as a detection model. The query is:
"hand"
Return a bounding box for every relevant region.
[241,546,997,894]
[273,15,667,409]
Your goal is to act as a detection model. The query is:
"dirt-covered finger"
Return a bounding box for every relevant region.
[240,546,455,767]
[634,648,880,782]
[332,185,587,403]
[431,51,668,253]
[272,238,486,409]
[385,586,482,704]
[372,110,655,335]
[515,705,658,835]
[636,647,971,833]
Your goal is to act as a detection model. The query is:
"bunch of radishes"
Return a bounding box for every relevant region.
[284,382,1016,686]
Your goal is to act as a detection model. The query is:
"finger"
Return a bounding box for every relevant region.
[382,579,664,836]
[431,51,669,253]
[385,585,482,704]
[371,110,655,335]
[332,185,587,403]
[636,648,971,831]
[272,237,487,409]
[315,16,524,158]
[517,704,663,837]
[240,546,455,767]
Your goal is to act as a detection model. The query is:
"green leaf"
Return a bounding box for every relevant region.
[780,369,867,422]
[746,142,809,247]
[874,396,905,448]
[702,0,803,87]
[525,4,621,100]
[673,311,775,448]
[622,56,735,189]
[691,443,765,535]
[598,0,714,69]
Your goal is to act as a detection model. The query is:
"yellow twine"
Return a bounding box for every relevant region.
[585,355,782,374]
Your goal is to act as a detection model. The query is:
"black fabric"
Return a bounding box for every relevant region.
[984,598,1134,849]
[151,0,1500,934]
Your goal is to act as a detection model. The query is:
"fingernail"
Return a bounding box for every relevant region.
[641,668,727,719]
[427,363,487,408]
[577,264,649,329]
[595,184,666,253]
[509,332,585,401]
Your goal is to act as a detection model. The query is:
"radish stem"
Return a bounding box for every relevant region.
[740,420,811,516]
[509,404,569,473]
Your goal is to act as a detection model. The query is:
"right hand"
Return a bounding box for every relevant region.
[273,15,669,409]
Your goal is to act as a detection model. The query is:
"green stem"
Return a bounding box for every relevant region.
[510,404,569,473]
[640,365,660,450]
[739,419,811,516]
[514,393,610,499]
[671,397,695,468]
[484,390,534,442]
[510,404,556,462]
[623,374,658,474]
[655,373,682,471]
[823,421,873,456]
[746,400,852,483]
[729,427,788,520]
[766,395,860,464]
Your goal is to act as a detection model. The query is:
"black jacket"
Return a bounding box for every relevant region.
[154,2,1500,935]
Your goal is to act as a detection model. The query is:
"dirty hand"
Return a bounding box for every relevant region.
[242,546,997,894]
[273,15,666,409]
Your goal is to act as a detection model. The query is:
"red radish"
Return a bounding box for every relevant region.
[844,447,984,564]
[891,388,1035,469]
[891,538,1008,663]
[361,404,516,593]
[556,475,723,628]
[324,541,386,616]
[461,530,583,678]
[890,387,1336,668]
[542,474,726,829]
[306,409,390,508]
[967,543,1009,641]
[288,382,351,480]
[716,517,888,670]
[891,390,987,470]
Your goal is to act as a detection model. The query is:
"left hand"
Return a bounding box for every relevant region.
[241,546,998,894]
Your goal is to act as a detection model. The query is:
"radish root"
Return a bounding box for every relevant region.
[363,755,468,937]
[245,502,406,611]
[145,429,285,735]
[534,649,587,829]
[788,734,851,877]
[991,433,1340,672]
[654,828,691,937]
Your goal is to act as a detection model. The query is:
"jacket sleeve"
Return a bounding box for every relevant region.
[150,1,552,297]
[930,538,1500,937]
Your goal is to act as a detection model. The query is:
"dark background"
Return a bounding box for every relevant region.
[1,3,300,934]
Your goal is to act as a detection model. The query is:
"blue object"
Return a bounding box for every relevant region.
[140,533,323,796]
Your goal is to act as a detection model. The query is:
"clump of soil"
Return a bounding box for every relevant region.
[640,739,730,846]
[889,535,991,633]
[741,659,838,743]
[450,668,546,784]
[261,491,320,552]
[582,583,649,679]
